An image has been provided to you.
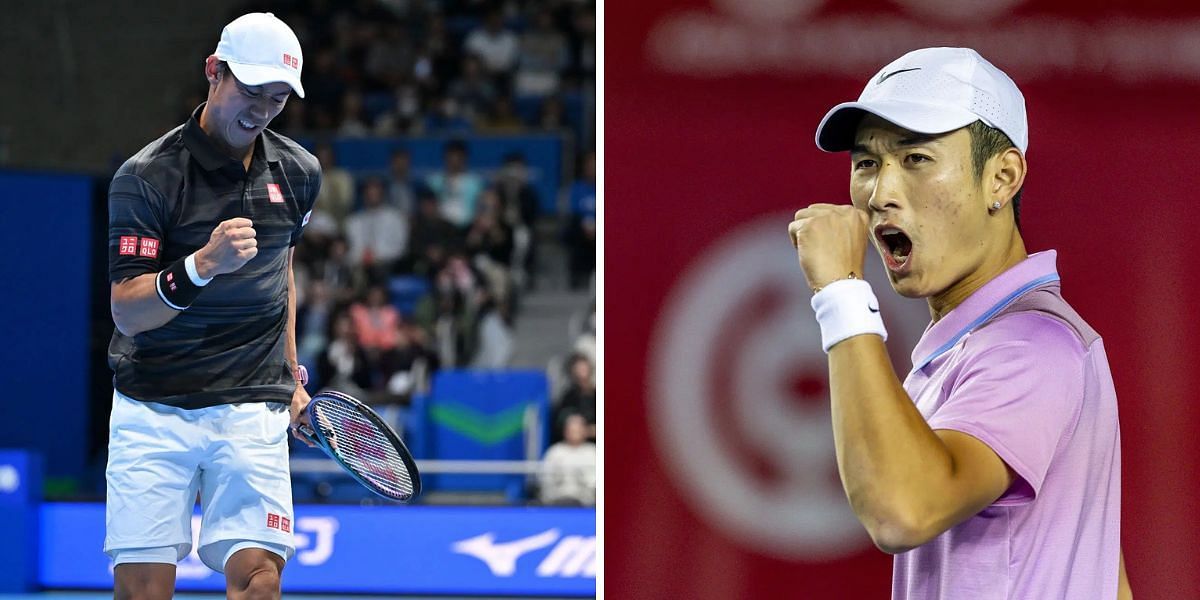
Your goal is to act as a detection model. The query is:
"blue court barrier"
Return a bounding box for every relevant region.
[0,450,43,592]
[39,503,595,597]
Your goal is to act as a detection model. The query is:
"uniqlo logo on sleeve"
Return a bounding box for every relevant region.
[280,516,291,533]
[139,237,159,258]
[267,513,280,529]
[267,183,285,203]
[118,236,138,256]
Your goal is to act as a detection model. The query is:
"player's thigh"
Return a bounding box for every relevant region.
[113,562,176,600]
[196,401,296,571]
[225,546,285,600]
[105,391,203,558]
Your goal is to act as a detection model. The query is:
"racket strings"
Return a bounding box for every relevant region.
[313,400,414,497]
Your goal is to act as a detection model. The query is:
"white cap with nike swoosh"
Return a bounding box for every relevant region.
[815,47,1027,154]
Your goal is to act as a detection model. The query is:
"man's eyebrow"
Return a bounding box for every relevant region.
[851,134,941,154]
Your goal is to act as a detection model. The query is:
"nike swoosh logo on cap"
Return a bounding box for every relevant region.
[877,67,921,84]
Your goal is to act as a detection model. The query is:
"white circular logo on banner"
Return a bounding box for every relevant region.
[649,215,927,559]
[711,0,824,25]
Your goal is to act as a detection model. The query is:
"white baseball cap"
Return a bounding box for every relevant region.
[214,12,305,98]
[815,47,1026,154]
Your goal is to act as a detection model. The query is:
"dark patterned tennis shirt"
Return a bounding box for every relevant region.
[107,103,321,409]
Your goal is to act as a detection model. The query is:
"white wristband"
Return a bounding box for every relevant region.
[810,279,888,352]
[184,253,213,286]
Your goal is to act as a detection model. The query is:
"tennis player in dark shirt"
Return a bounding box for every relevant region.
[105,13,321,600]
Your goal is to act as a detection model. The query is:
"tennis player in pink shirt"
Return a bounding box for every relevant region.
[788,47,1132,599]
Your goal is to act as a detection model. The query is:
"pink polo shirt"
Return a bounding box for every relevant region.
[893,251,1121,599]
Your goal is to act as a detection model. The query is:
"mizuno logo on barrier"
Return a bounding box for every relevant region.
[453,529,596,578]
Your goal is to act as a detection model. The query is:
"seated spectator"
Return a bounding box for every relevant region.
[297,279,335,372]
[408,190,463,276]
[494,152,540,289]
[447,55,497,124]
[387,148,424,215]
[338,89,371,137]
[317,311,373,395]
[472,293,514,369]
[425,140,485,228]
[422,96,474,135]
[349,284,402,353]
[465,188,515,303]
[463,9,519,84]
[539,414,597,507]
[565,150,596,289]
[345,177,410,279]
[313,143,356,234]
[554,353,596,443]
[516,9,568,97]
[478,94,526,134]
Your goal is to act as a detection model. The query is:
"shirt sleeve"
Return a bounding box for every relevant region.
[108,173,168,283]
[290,166,323,247]
[928,314,1086,505]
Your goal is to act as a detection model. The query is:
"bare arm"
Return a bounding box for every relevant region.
[110,218,257,337]
[110,273,185,337]
[827,334,1013,553]
[285,247,299,372]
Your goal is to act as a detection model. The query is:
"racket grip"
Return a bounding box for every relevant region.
[296,423,319,445]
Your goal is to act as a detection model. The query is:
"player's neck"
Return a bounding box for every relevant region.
[928,231,1028,322]
[198,104,255,171]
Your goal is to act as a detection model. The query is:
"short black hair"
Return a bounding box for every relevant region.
[966,120,1023,230]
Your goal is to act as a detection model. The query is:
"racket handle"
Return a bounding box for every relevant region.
[296,423,319,445]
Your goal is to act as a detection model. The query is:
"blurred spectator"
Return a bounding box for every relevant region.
[538,94,570,134]
[345,177,410,278]
[565,150,596,289]
[463,10,519,82]
[539,413,596,506]
[426,140,485,227]
[408,190,462,276]
[466,188,515,303]
[364,23,415,90]
[305,49,346,130]
[448,55,498,124]
[349,284,402,353]
[472,294,514,369]
[553,353,596,443]
[387,148,422,214]
[422,96,474,135]
[317,311,373,394]
[338,89,371,137]
[478,94,526,133]
[494,152,540,289]
[297,280,335,371]
[313,143,356,234]
[515,9,568,97]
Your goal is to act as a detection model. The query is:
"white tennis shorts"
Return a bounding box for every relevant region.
[104,389,295,572]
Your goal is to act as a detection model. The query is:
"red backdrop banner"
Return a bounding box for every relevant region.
[607,1,1200,597]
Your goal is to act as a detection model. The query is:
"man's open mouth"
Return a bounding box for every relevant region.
[875,224,913,271]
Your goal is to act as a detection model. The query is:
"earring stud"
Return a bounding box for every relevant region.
[991,201,1001,210]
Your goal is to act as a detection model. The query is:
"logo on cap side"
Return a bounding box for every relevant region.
[877,67,921,84]
[283,53,299,69]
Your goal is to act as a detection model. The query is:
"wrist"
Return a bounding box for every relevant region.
[184,253,214,286]
[156,257,206,310]
[810,279,888,352]
[293,364,308,387]
[193,249,215,280]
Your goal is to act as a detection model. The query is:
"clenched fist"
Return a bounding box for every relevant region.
[787,204,869,292]
[194,218,257,279]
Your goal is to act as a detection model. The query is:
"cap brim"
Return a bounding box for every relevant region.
[226,61,305,98]
[815,100,979,152]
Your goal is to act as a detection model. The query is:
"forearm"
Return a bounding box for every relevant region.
[110,272,183,337]
[827,334,956,550]
[285,251,299,374]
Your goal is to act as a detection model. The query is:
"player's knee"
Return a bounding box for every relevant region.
[227,557,282,600]
[241,568,281,600]
[113,564,174,600]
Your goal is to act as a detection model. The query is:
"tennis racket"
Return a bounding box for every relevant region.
[296,390,422,502]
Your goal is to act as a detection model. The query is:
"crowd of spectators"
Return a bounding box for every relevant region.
[201,1,597,504]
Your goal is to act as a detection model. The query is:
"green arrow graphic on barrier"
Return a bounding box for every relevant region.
[429,401,530,445]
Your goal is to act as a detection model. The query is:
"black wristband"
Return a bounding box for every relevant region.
[156,258,204,310]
